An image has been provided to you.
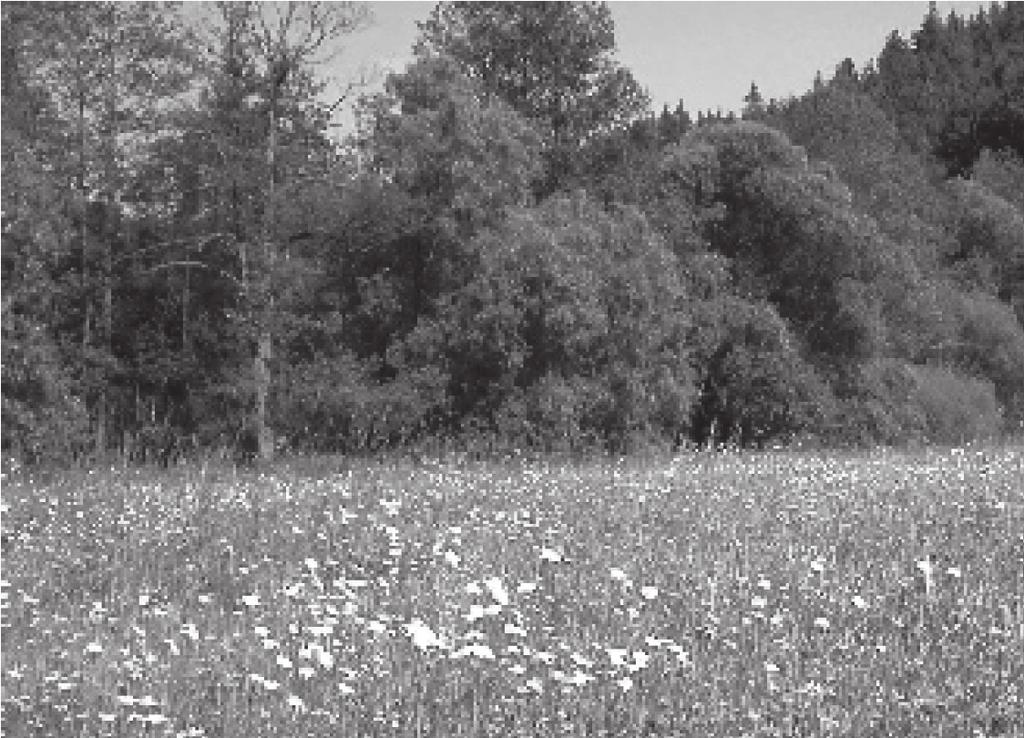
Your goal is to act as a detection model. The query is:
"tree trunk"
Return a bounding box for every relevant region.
[255,90,279,461]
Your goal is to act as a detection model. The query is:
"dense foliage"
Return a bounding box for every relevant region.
[3,1,1023,463]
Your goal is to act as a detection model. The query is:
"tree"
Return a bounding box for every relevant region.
[183,1,369,459]
[742,81,765,120]
[415,1,648,195]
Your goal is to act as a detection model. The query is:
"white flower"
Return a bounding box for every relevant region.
[813,616,830,630]
[765,661,780,674]
[539,547,562,563]
[566,669,595,686]
[406,620,445,650]
[947,566,962,578]
[751,595,768,609]
[504,623,527,637]
[138,594,150,607]
[262,638,279,651]
[516,581,538,594]
[444,550,461,567]
[851,595,868,610]
[465,582,483,596]
[465,604,486,622]
[366,620,386,635]
[485,577,510,606]
[616,676,634,692]
[197,594,211,604]
[338,682,355,695]
[609,567,628,581]
[631,650,651,670]
[810,557,825,573]
[509,664,526,675]
[525,677,543,693]
[241,594,260,608]
[317,650,335,670]
[757,577,771,590]
[286,694,306,712]
[571,652,594,668]
[606,647,629,667]
[85,641,103,655]
[254,625,270,637]
[298,666,315,679]
[304,558,319,571]
[277,654,293,669]
[640,586,659,600]
[455,643,495,660]
[180,623,199,641]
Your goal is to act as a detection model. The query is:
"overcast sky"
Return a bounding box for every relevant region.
[329,1,989,129]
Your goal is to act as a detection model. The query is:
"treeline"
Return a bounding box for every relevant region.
[3,1,1023,464]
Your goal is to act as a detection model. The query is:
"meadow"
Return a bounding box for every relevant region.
[1,445,1022,737]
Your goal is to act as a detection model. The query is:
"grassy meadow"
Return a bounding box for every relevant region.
[1,445,1022,737]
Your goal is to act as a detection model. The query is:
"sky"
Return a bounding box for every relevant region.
[328,1,989,130]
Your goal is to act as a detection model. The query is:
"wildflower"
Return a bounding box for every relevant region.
[616,676,634,692]
[241,594,260,608]
[198,594,211,605]
[916,557,935,597]
[525,677,543,693]
[509,664,526,675]
[254,625,270,638]
[181,623,199,641]
[631,650,651,670]
[98,713,117,723]
[539,547,562,563]
[566,669,595,686]
[138,594,150,607]
[947,566,962,578]
[137,696,159,708]
[609,567,628,581]
[85,641,103,655]
[338,682,355,695]
[465,604,486,622]
[516,581,537,594]
[298,666,315,679]
[751,595,768,609]
[571,652,595,668]
[640,586,659,600]
[851,595,868,610]
[444,550,461,567]
[406,620,445,650]
[277,654,293,669]
[317,650,335,670]
[144,714,170,726]
[504,623,528,637]
[286,694,306,712]
[757,577,771,590]
[810,557,825,573]
[485,577,510,606]
[455,643,495,660]
[813,616,830,630]
[262,638,279,651]
[304,558,318,571]
[606,647,629,667]
[765,661,780,674]
[465,582,483,596]
[264,679,280,691]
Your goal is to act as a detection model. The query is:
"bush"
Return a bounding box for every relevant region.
[835,358,1001,446]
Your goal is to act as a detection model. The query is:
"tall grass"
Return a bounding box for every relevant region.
[2,445,1022,737]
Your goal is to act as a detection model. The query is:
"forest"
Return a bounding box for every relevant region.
[2,1,1023,464]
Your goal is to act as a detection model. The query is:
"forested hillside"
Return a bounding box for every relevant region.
[3,1,1023,464]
